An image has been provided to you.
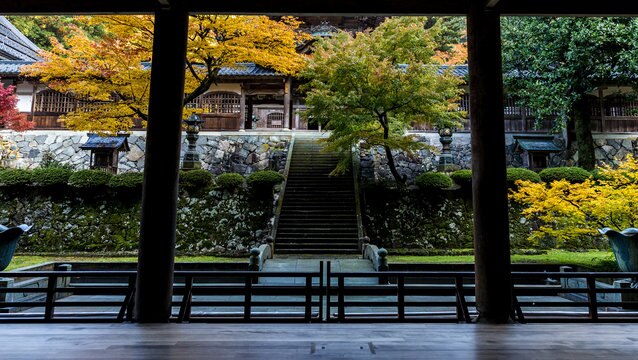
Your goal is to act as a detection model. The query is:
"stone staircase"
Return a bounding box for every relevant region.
[275,139,359,254]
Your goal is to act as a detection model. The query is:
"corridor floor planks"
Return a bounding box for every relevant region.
[0,323,637,359]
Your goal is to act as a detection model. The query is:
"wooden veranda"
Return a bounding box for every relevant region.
[2,0,638,328]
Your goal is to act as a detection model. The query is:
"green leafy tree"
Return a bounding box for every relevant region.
[301,17,464,184]
[502,17,638,170]
[7,16,105,50]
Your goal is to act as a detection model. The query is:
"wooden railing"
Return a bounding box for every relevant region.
[0,270,136,322]
[1,266,637,323]
[327,267,638,323]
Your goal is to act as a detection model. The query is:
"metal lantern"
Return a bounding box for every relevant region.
[181,114,203,170]
[437,125,455,172]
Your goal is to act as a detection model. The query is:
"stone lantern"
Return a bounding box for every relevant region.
[181,114,203,170]
[437,125,455,172]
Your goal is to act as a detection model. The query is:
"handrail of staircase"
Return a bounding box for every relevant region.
[270,134,295,250]
[351,143,366,252]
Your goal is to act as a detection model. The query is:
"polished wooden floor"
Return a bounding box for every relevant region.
[0,323,637,359]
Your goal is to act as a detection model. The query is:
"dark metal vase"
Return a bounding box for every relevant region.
[599,228,638,288]
[0,224,31,271]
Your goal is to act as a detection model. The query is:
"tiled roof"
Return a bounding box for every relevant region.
[80,134,130,151]
[439,65,468,77]
[397,64,469,77]
[218,63,280,77]
[139,61,281,77]
[514,136,561,152]
[0,17,40,61]
[0,60,32,75]
[1,59,467,79]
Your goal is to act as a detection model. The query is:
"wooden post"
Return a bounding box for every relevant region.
[467,3,512,323]
[246,95,253,130]
[598,87,606,132]
[283,77,292,129]
[134,6,189,323]
[240,83,246,131]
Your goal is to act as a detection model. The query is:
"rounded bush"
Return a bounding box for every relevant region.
[31,167,73,187]
[415,172,453,190]
[450,169,472,188]
[246,170,285,189]
[180,169,214,189]
[539,167,591,184]
[108,172,144,190]
[0,169,32,187]
[506,167,541,188]
[216,173,244,190]
[68,169,113,188]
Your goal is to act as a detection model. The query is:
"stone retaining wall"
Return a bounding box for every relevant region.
[359,133,571,183]
[0,131,291,175]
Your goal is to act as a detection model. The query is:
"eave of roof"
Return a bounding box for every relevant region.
[80,134,130,151]
[0,16,41,61]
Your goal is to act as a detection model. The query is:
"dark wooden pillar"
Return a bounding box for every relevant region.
[467,4,512,323]
[246,96,253,130]
[134,6,189,323]
[283,77,292,129]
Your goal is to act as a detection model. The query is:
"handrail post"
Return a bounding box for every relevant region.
[338,276,345,322]
[305,275,312,322]
[319,261,324,322]
[178,275,194,323]
[455,275,471,323]
[244,275,252,321]
[586,276,599,320]
[326,261,331,322]
[397,276,405,320]
[118,275,137,322]
[44,274,58,321]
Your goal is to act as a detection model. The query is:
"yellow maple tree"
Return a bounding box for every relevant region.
[510,156,638,247]
[22,15,310,134]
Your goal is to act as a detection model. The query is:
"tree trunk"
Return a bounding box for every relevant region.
[381,123,405,184]
[573,96,595,170]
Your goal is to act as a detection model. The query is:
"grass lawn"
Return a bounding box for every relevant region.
[6,255,240,271]
[6,250,616,272]
[389,250,616,270]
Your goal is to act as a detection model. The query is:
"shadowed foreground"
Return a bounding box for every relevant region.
[0,323,637,359]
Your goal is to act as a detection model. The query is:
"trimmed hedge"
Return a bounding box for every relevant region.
[0,168,32,187]
[31,167,73,187]
[450,169,472,188]
[180,169,214,190]
[506,167,541,188]
[246,170,285,189]
[108,172,144,190]
[415,172,453,190]
[216,173,244,190]
[68,169,113,188]
[539,167,591,184]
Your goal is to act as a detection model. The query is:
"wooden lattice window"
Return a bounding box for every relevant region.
[267,112,284,128]
[605,95,638,117]
[34,89,76,114]
[187,92,240,114]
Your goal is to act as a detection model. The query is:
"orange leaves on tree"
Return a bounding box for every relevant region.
[21,15,309,134]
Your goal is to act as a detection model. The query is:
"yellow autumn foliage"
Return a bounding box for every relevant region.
[510,156,638,246]
[22,15,309,134]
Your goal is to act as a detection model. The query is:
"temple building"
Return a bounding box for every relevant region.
[1,15,638,171]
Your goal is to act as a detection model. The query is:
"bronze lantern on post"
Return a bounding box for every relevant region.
[437,123,455,172]
[181,114,203,170]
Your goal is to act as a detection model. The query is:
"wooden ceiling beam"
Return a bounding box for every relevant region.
[1,0,637,16]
